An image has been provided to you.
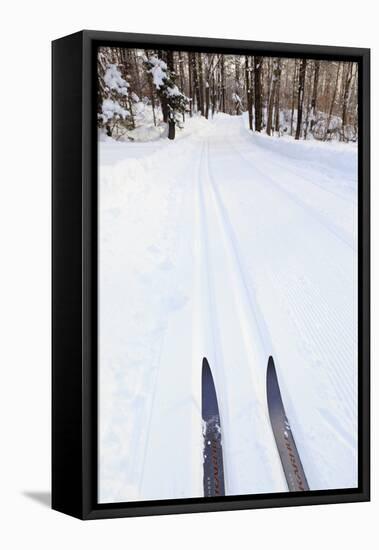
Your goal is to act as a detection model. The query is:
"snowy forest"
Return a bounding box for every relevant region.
[97,47,358,143]
[98,45,358,503]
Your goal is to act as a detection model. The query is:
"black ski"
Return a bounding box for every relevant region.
[202,357,225,497]
[266,356,309,491]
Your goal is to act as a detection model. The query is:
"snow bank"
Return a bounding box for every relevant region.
[98,134,204,502]
[242,111,357,179]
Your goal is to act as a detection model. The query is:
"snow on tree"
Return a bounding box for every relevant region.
[144,55,188,140]
[103,63,129,96]
[101,99,129,122]
[98,64,139,138]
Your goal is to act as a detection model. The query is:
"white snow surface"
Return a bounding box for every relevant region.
[98,114,358,503]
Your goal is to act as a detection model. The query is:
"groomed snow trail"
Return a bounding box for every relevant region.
[99,115,358,502]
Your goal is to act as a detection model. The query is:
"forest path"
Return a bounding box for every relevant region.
[139,130,288,500]
[204,117,358,488]
[99,114,358,502]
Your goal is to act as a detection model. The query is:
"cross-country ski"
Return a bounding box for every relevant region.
[202,358,225,497]
[267,356,309,491]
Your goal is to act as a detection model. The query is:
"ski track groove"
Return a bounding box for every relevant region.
[196,140,232,492]
[206,128,357,486]
[205,138,316,489]
[203,138,287,491]
[205,140,273,356]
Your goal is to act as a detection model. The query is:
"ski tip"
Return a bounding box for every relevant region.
[202,357,211,385]
[202,357,210,369]
[267,355,275,372]
[202,357,219,417]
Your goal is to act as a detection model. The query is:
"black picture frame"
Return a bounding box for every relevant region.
[52,30,370,520]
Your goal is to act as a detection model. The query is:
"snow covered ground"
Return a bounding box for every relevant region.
[98,114,358,503]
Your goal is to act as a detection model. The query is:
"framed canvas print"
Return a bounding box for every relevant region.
[52,30,370,519]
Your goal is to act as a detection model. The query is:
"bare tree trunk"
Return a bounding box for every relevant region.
[118,48,135,129]
[266,58,280,136]
[177,51,185,122]
[338,63,347,116]
[295,58,307,140]
[166,50,174,72]
[166,51,176,139]
[290,59,298,136]
[187,52,193,117]
[245,56,253,130]
[178,51,185,91]
[198,53,205,116]
[211,78,216,117]
[205,83,210,119]
[220,55,226,113]
[341,62,353,141]
[235,56,241,93]
[283,59,289,101]
[97,52,107,124]
[310,60,320,132]
[303,64,313,140]
[349,64,358,139]
[150,91,156,126]
[324,62,341,140]
[254,56,263,132]
[133,50,142,99]
[274,59,282,133]
[234,55,241,114]
[192,53,201,115]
